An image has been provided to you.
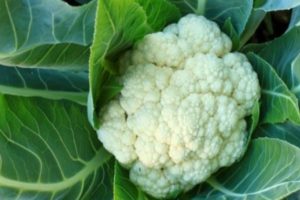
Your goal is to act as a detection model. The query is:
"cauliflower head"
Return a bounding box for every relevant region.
[97,14,260,198]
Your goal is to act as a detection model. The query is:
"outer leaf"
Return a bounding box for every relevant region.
[240,9,266,47]
[247,53,300,124]
[0,65,88,105]
[193,138,300,200]
[168,0,253,35]
[288,190,300,200]
[0,0,96,69]
[89,0,180,128]
[250,0,300,45]
[255,0,300,11]
[288,6,300,31]
[244,27,300,102]
[0,44,91,70]
[255,122,300,147]
[251,0,300,55]
[205,0,253,35]
[292,54,300,94]
[0,95,114,199]
[113,162,153,200]
[75,0,92,4]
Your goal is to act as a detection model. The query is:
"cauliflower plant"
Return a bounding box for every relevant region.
[97,14,260,199]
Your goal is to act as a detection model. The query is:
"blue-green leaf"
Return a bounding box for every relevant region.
[193,138,300,200]
[247,53,300,124]
[255,122,300,148]
[0,65,88,105]
[244,27,300,103]
[0,95,114,199]
[75,0,92,4]
[240,9,266,47]
[255,0,300,11]
[169,0,253,36]
[288,6,300,31]
[205,0,253,35]
[0,0,96,69]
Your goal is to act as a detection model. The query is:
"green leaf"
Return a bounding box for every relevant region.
[135,0,181,31]
[168,0,206,15]
[244,27,300,102]
[247,53,300,124]
[255,122,300,148]
[89,0,181,128]
[0,95,114,199]
[288,6,300,31]
[222,19,240,50]
[0,65,88,105]
[205,0,253,35]
[247,100,260,144]
[255,0,300,11]
[192,138,300,200]
[0,0,96,69]
[114,162,153,200]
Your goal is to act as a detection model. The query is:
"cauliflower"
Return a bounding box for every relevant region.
[97,14,260,198]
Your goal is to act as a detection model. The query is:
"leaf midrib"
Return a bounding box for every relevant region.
[0,85,88,105]
[262,89,294,100]
[0,148,111,192]
[207,178,300,198]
